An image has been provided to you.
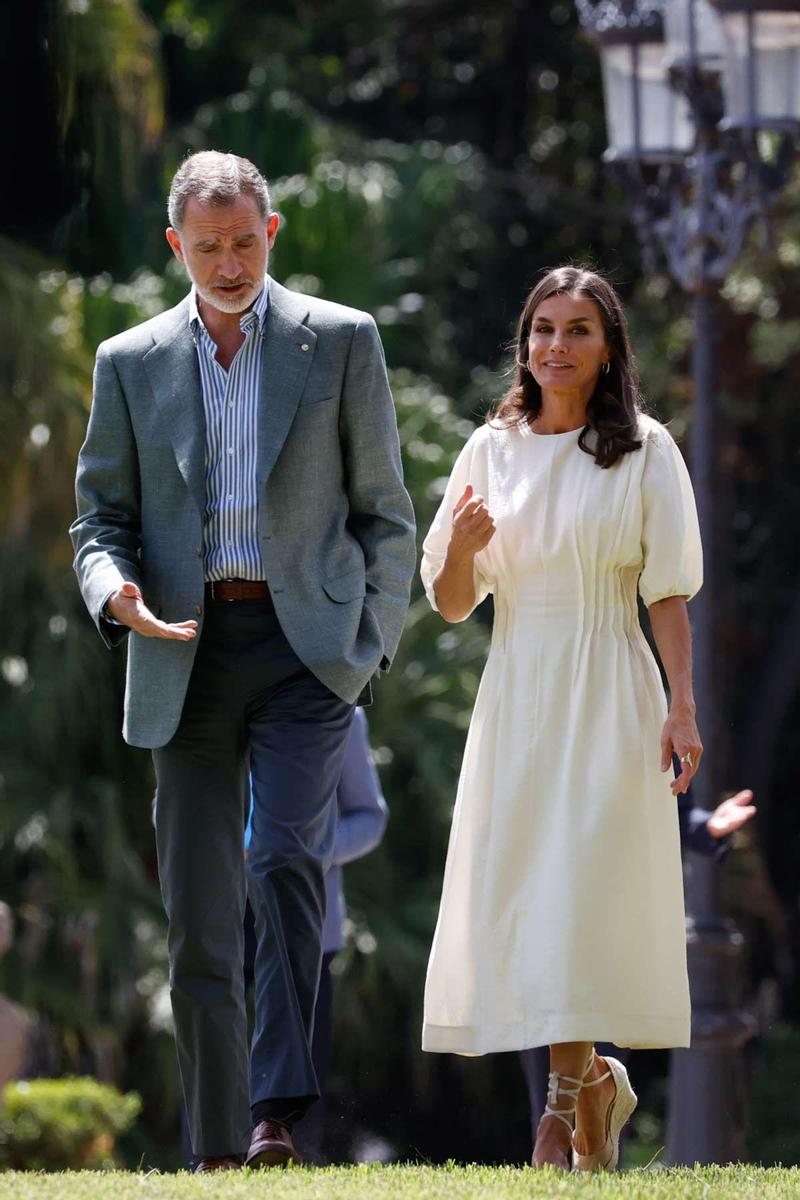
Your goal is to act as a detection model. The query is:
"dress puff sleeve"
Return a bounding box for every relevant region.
[638,420,703,607]
[420,427,493,620]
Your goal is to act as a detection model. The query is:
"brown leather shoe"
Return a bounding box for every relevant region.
[194,1156,241,1172]
[245,1119,302,1167]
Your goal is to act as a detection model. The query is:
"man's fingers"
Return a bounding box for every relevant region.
[152,619,197,641]
[111,589,198,641]
[127,604,198,640]
[732,788,754,807]
[709,801,757,838]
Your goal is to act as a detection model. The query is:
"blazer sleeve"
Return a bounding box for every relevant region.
[339,315,417,671]
[638,424,703,608]
[420,428,493,619]
[331,709,389,867]
[69,345,143,648]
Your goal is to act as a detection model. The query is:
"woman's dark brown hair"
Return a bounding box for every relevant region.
[490,265,644,469]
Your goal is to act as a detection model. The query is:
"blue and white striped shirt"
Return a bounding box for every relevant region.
[189,280,269,581]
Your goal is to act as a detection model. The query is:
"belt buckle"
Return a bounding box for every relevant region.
[211,578,237,602]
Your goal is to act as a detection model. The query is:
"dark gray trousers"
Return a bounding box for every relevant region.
[153,597,354,1158]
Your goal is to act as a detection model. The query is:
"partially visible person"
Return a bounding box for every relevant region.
[518,784,757,1151]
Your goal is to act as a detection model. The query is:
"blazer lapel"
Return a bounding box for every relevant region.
[143,301,206,516]
[257,278,316,491]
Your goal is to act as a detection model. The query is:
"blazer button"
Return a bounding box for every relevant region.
[300,343,309,352]
[195,604,202,616]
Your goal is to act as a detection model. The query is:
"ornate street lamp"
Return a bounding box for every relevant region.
[714,2,800,129]
[577,0,800,1167]
[595,9,694,158]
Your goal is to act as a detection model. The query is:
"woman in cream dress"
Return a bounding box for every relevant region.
[421,267,703,1171]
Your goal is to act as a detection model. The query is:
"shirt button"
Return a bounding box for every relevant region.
[227,494,233,500]
[228,447,234,455]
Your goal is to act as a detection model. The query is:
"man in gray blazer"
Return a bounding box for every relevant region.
[70,151,416,1172]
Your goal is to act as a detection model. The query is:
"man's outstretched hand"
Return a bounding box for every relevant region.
[706,789,757,840]
[107,582,198,640]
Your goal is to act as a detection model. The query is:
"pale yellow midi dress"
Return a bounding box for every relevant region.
[421,414,702,1055]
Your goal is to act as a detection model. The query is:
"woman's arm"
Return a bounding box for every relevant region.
[433,484,495,622]
[648,595,703,795]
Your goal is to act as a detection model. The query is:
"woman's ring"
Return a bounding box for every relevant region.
[680,752,694,768]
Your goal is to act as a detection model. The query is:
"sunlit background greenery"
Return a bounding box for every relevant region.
[2,0,800,1169]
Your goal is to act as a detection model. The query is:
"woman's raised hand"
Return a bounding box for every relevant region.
[449,484,496,560]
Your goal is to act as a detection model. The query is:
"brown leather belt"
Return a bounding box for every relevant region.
[205,579,271,602]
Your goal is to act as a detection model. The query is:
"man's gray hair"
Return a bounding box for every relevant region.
[168,151,271,229]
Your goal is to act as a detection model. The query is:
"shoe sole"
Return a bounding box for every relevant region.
[245,1148,300,1168]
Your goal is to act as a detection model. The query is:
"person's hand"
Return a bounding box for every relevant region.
[706,789,756,840]
[660,704,703,795]
[107,582,198,641]
[448,484,496,562]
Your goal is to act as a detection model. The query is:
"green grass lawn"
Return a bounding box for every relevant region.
[0,1165,798,1200]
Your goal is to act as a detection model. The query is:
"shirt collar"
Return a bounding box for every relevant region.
[189,276,270,336]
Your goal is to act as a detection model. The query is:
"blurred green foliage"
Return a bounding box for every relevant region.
[0,1077,141,1171]
[748,1023,800,1166]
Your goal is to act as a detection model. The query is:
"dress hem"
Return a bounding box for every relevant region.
[421,1013,690,1056]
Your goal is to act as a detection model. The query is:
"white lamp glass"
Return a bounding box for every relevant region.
[719,11,800,125]
[601,41,695,157]
[664,0,726,66]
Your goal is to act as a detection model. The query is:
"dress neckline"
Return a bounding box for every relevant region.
[519,419,585,440]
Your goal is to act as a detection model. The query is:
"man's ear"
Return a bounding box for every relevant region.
[266,213,280,249]
[166,227,184,262]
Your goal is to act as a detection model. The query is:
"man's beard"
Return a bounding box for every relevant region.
[190,271,262,314]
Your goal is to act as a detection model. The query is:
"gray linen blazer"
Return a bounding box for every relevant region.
[70,276,416,749]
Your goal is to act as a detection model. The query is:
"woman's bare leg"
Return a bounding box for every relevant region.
[531,1041,592,1168]
[573,1050,617,1157]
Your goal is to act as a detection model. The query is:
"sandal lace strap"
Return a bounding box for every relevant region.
[541,1070,583,1133]
[580,1049,612,1089]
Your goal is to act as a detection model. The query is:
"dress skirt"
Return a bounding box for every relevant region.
[420,415,702,1054]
